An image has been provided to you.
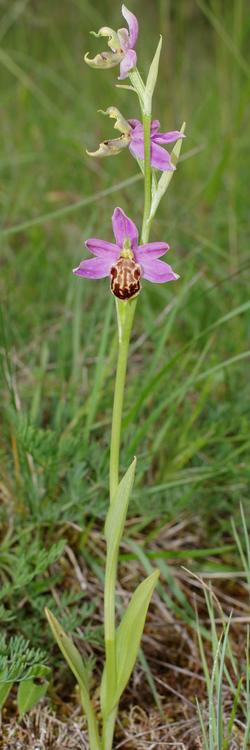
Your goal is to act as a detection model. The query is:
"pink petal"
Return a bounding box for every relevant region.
[122,5,139,48]
[73,257,111,279]
[135,242,170,262]
[129,119,160,136]
[150,142,175,171]
[150,120,160,134]
[129,136,145,160]
[118,49,137,79]
[129,138,175,171]
[153,130,185,145]
[85,238,119,261]
[128,118,142,132]
[117,27,130,51]
[141,258,180,283]
[112,207,138,249]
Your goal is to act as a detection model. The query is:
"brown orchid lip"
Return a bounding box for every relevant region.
[110,256,141,300]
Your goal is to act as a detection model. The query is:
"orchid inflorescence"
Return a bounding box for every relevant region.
[76,5,185,302]
[46,6,186,750]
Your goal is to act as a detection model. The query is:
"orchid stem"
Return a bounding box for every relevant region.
[105,64,152,750]
[103,297,136,750]
[109,298,136,503]
[129,69,152,244]
[141,112,152,244]
[101,707,117,750]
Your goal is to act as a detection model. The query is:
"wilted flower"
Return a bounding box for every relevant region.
[87,107,185,171]
[73,207,179,300]
[84,5,138,80]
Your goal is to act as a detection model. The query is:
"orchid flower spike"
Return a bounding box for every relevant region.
[84,5,138,80]
[87,107,185,171]
[73,207,179,300]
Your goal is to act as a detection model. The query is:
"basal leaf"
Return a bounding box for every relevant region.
[45,609,101,748]
[101,459,137,717]
[101,570,159,715]
[45,608,88,689]
[115,570,159,703]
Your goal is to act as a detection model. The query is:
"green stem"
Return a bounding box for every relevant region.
[141,112,152,244]
[101,707,117,750]
[102,298,136,750]
[109,298,136,503]
[103,64,152,750]
[80,690,102,750]
[129,69,152,244]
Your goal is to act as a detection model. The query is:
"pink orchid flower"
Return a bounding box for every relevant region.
[128,118,185,170]
[73,208,179,300]
[87,108,185,172]
[84,5,138,80]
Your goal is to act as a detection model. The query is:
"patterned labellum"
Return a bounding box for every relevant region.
[110,258,141,300]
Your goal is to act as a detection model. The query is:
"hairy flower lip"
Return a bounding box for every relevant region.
[84,5,138,79]
[73,208,179,296]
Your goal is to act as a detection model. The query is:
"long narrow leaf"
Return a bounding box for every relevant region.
[114,570,159,706]
[45,609,101,749]
[45,608,88,689]
[105,458,136,548]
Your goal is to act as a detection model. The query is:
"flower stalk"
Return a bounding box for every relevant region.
[141,112,152,244]
[109,298,136,502]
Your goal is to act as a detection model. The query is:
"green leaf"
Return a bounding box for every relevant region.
[105,457,136,549]
[45,607,101,750]
[144,36,162,115]
[0,679,13,709]
[101,570,159,714]
[45,608,88,690]
[148,122,186,220]
[17,664,50,716]
[115,570,159,702]
[101,459,137,716]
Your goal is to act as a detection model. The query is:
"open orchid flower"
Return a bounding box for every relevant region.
[84,5,138,80]
[73,207,179,300]
[87,107,185,171]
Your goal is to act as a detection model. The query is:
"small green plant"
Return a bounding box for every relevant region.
[0,635,50,715]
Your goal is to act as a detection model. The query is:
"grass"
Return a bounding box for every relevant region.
[0,0,250,747]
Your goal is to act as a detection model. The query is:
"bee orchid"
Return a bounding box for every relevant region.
[87,107,185,171]
[84,5,138,80]
[73,207,179,300]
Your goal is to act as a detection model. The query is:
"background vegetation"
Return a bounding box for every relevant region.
[0,0,249,746]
